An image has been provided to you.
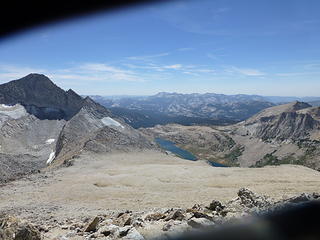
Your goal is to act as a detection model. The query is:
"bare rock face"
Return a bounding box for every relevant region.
[0,215,41,240]
[242,101,320,141]
[0,74,84,120]
[53,97,156,165]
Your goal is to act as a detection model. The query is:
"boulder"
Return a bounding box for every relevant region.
[0,215,41,240]
[207,200,225,212]
[187,218,214,229]
[237,188,271,208]
[164,209,185,221]
[162,220,189,233]
[98,224,119,237]
[118,226,132,237]
[84,216,100,232]
[145,212,166,221]
[112,213,132,227]
[192,211,213,221]
[123,227,145,240]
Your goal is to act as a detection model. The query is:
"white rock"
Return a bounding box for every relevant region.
[187,218,214,228]
[123,227,145,240]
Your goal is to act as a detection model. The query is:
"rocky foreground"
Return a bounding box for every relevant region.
[1,188,319,240]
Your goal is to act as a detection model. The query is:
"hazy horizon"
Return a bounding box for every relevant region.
[1,0,320,96]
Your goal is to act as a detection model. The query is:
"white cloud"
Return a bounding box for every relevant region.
[0,64,47,82]
[276,71,320,77]
[163,64,183,70]
[177,47,195,51]
[0,63,146,85]
[231,67,265,76]
[126,52,170,61]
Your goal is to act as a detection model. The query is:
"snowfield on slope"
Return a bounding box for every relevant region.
[101,117,124,129]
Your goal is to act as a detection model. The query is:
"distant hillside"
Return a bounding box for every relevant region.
[143,101,320,170]
[265,96,320,104]
[90,93,275,127]
[309,100,320,107]
[108,107,237,128]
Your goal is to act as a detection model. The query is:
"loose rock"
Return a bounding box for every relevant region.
[164,209,185,221]
[187,217,214,229]
[113,213,132,227]
[0,215,41,240]
[84,216,100,232]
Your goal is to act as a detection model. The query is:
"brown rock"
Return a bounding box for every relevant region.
[84,216,100,232]
[145,212,166,221]
[164,209,185,221]
[113,213,132,227]
[0,215,41,240]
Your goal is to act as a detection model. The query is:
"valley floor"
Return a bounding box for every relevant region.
[0,151,320,239]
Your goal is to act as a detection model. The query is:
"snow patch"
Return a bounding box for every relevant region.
[0,104,13,108]
[46,151,55,165]
[45,139,55,144]
[0,104,27,119]
[101,117,124,129]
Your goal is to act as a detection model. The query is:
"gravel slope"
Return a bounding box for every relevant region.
[0,151,319,221]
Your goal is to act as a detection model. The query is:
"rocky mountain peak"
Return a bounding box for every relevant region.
[0,74,84,120]
[290,101,312,111]
[240,101,319,142]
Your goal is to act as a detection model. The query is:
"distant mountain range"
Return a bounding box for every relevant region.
[89,93,320,129]
[89,93,274,128]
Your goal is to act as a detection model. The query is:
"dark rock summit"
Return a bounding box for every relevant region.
[0,73,84,120]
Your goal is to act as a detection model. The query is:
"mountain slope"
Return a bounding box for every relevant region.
[144,102,320,170]
[53,97,155,165]
[237,102,319,141]
[0,74,155,181]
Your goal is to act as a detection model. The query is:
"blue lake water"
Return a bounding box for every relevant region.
[155,138,227,167]
[155,138,197,161]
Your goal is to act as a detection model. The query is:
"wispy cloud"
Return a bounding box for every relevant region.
[230,67,265,76]
[56,63,145,82]
[163,64,183,70]
[0,63,146,85]
[126,52,170,61]
[276,71,320,77]
[0,64,47,82]
[177,47,195,51]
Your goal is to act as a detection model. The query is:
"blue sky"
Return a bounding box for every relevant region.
[0,0,320,96]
